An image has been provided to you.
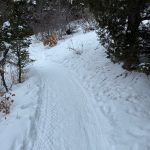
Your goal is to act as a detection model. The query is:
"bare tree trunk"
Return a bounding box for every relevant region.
[0,71,8,92]
[123,0,144,70]
[0,49,9,92]
[18,58,22,83]
[17,45,22,83]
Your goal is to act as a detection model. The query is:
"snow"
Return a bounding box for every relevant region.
[0,75,39,150]
[142,20,149,24]
[32,1,36,5]
[69,0,73,4]
[2,21,10,30]
[0,30,150,150]
[3,42,12,49]
[18,25,24,30]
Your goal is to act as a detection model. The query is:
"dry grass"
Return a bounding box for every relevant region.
[43,34,57,47]
[0,93,15,115]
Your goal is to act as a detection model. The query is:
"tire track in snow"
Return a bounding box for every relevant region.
[28,62,111,150]
[31,77,58,150]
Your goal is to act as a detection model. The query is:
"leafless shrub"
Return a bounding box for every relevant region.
[69,47,83,55]
[42,34,57,47]
[81,19,97,33]
[68,40,83,55]
[0,93,15,115]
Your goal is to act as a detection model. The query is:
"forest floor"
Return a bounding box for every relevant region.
[0,30,150,150]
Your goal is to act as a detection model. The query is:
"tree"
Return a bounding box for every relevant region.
[0,21,11,92]
[0,0,33,91]
[9,0,32,83]
[0,0,13,92]
[87,0,150,73]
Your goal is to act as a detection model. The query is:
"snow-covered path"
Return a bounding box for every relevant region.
[30,62,109,150]
[27,31,150,150]
[1,31,150,150]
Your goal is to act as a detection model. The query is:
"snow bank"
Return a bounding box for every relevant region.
[0,70,40,150]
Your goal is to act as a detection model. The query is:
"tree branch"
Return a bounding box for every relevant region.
[141,16,150,21]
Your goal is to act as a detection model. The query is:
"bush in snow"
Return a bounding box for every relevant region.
[0,93,14,115]
[137,63,150,75]
[68,40,83,55]
[42,34,57,47]
[69,47,83,55]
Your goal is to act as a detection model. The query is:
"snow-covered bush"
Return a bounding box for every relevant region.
[81,19,96,33]
[137,63,150,75]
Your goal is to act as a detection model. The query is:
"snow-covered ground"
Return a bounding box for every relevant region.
[0,31,150,150]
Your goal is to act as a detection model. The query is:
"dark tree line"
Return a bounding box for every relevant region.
[87,0,150,74]
[28,0,88,36]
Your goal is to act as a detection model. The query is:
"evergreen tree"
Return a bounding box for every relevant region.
[8,0,32,83]
[0,0,33,91]
[0,1,13,92]
[87,0,150,73]
[0,21,11,92]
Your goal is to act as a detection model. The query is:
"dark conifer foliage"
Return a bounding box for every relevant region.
[87,0,150,73]
[0,0,33,90]
[9,1,32,83]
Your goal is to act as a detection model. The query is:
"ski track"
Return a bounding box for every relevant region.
[29,60,110,150]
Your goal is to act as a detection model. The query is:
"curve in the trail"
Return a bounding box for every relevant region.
[30,62,110,150]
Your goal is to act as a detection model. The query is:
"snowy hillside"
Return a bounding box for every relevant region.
[0,31,150,150]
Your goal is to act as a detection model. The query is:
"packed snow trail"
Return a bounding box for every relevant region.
[1,31,150,150]
[27,31,150,150]
[13,31,150,150]
[29,62,110,150]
